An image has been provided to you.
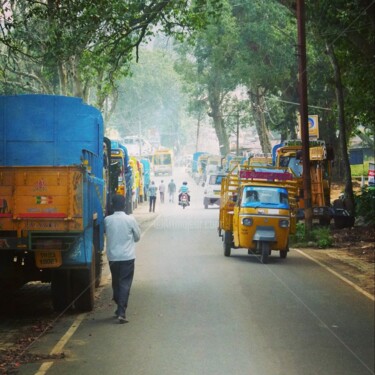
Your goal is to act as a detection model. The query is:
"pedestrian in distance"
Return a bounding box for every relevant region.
[168,179,176,203]
[104,194,141,324]
[148,181,157,212]
[159,180,166,203]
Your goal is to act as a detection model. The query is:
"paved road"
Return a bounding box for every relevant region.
[10,168,375,375]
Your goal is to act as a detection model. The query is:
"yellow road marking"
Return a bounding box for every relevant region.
[34,212,159,374]
[34,313,86,375]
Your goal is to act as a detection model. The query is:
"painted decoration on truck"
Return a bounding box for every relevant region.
[72,172,83,216]
[33,179,47,192]
[36,196,53,204]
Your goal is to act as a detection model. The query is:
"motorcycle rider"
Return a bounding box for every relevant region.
[178,181,190,205]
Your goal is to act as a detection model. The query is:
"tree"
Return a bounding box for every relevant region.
[108,47,190,151]
[175,0,242,156]
[0,0,225,115]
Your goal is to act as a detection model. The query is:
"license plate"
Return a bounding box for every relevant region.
[35,251,62,268]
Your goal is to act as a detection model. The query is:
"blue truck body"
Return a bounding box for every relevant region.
[0,94,109,311]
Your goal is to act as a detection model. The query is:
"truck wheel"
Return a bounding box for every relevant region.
[93,227,102,288]
[72,247,95,312]
[223,231,232,257]
[260,242,270,264]
[51,270,71,312]
[280,250,288,259]
[95,251,102,288]
[319,217,331,226]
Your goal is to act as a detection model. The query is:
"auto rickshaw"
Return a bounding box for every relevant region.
[219,166,298,263]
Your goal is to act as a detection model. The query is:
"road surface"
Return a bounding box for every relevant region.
[10,168,375,375]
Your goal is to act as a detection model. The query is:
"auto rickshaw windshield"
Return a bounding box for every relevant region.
[241,186,289,208]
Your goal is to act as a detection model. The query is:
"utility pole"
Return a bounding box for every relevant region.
[196,116,201,153]
[236,111,240,156]
[297,0,313,233]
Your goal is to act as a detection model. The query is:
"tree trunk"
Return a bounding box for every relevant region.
[325,42,355,215]
[208,89,229,156]
[248,87,272,154]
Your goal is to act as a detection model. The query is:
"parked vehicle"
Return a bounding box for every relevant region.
[274,139,354,228]
[219,166,298,263]
[203,173,226,209]
[141,158,151,201]
[110,141,133,214]
[0,95,111,311]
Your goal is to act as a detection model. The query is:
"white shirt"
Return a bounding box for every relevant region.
[104,211,141,261]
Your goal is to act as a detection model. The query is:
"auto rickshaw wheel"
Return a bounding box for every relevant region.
[280,241,288,259]
[260,242,270,264]
[223,231,232,257]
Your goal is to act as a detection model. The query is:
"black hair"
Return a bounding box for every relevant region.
[112,194,126,211]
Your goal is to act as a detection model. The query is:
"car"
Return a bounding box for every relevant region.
[203,173,226,209]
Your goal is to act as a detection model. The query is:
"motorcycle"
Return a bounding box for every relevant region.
[179,193,189,209]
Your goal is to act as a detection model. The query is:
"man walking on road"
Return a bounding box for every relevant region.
[168,179,176,203]
[159,180,166,203]
[104,195,141,324]
[148,181,157,212]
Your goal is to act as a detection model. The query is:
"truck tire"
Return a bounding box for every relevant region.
[260,242,270,264]
[279,249,288,259]
[223,231,232,257]
[72,247,95,312]
[319,217,331,226]
[51,270,71,312]
[94,227,102,288]
[95,251,102,288]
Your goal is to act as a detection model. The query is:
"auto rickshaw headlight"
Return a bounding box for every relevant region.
[279,219,290,228]
[242,217,253,226]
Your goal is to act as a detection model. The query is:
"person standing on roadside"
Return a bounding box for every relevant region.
[104,194,141,324]
[168,179,176,203]
[148,181,157,212]
[159,180,166,203]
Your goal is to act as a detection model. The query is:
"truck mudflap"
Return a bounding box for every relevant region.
[253,226,276,242]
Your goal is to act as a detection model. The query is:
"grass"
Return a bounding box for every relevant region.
[351,161,374,177]
[290,222,333,248]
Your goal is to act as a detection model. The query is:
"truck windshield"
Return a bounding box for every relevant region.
[279,156,302,177]
[112,157,124,182]
[209,175,224,185]
[241,186,289,208]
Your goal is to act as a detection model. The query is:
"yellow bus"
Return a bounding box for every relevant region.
[152,148,173,176]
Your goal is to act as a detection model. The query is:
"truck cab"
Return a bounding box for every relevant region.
[203,173,226,209]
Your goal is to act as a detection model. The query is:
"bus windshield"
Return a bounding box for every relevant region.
[154,154,171,165]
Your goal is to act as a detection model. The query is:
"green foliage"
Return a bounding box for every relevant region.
[355,187,375,225]
[0,0,225,111]
[350,162,371,177]
[290,222,333,248]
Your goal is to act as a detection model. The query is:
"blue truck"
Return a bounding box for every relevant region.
[110,140,133,214]
[0,94,111,311]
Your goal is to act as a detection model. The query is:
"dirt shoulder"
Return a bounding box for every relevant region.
[297,225,374,298]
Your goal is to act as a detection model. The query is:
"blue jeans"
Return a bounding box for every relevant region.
[109,259,135,318]
[149,196,156,211]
